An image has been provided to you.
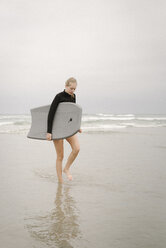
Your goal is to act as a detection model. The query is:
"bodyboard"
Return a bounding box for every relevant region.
[27,102,82,140]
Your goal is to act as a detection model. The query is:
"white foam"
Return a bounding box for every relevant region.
[0,121,13,126]
[0,114,166,134]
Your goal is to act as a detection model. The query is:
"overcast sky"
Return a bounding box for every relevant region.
[0,0,166,114]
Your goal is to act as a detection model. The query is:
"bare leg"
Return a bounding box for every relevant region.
[53,139,64,183]
[63,134,80,180]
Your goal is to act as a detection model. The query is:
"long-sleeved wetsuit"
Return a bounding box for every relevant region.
[47,89,76,134]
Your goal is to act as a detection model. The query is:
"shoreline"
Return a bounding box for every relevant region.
[0,127,166,247]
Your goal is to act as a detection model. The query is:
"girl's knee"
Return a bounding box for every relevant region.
[73,147,80,154]
[57,154,64,161]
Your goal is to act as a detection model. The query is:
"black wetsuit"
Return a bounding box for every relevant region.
[47,89,76,134]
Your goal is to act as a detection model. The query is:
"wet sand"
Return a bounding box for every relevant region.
[0,128,166,248]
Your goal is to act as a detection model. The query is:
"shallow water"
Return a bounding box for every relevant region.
[0,129,166,248]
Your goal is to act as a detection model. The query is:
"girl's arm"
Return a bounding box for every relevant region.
[47,94,60,134]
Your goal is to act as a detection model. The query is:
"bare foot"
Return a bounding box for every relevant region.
[63,168,73,181]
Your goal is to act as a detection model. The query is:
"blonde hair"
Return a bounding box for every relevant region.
[65,77,77,86]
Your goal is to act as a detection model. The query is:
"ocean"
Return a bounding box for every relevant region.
[0,113,166,134]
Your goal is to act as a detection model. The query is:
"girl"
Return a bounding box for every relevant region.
[46,77,82,183]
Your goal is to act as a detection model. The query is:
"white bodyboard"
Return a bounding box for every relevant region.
[27,102,82,140]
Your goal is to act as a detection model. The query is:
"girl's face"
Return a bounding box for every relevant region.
[65,82,77,95]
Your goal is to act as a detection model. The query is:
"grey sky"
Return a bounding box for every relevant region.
[0,0,166,114]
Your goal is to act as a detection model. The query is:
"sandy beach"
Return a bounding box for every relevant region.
[0,128,166,248]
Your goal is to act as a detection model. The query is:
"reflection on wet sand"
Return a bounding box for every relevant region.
[24,183,81,248]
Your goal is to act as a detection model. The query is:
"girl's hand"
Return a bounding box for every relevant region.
[78,129,82,133]
[46,133,52,140]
